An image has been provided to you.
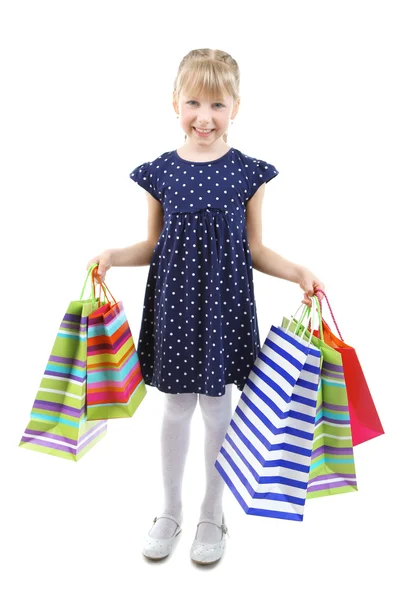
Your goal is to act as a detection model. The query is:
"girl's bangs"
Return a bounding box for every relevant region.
[179,63,235,100]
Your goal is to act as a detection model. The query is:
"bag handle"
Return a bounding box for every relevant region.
[92,267,112,306]
[93,267,118,308]
[284,295,321,348]
[284,302,308,334]
[295,295,324,343]
[314,288,344,341]
[89,265,118,306]
[80,264,99,301]
[79,263,113,305]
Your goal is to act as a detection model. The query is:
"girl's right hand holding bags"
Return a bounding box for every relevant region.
[86,249,113,284]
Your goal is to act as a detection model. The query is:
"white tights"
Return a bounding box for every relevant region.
[149,384,233,544]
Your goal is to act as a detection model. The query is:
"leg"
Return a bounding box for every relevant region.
[197,384,233,543]
[149,391,198,539]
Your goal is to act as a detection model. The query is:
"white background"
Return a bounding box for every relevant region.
[1,1,398,598]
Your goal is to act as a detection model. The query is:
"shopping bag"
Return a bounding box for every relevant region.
[215,297,322,521]
[282,301,358,499]
[86,266,147,420]
[308,289,384,446]
[19,264,109,462]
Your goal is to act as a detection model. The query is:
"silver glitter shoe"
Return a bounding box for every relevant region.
[190,514,229,565]
[142,513,183,560]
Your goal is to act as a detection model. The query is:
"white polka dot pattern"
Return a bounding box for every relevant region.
[129,148,279,397]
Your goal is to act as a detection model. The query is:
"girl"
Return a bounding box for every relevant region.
[86,48,325,565]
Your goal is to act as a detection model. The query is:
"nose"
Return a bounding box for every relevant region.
[195,111,213,127]
[196,118,213,127]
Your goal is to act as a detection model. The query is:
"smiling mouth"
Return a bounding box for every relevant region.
[193,127,215,135]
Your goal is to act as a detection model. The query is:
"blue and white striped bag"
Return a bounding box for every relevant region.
[215,298,322,521]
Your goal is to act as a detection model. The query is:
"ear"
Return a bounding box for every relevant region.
[231,98,240,119]
[172,92,179,115]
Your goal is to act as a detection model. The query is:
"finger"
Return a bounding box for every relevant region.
[96,267,107,284]
[91,265,101,283]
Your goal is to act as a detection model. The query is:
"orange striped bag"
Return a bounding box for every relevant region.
[86,267,147,420]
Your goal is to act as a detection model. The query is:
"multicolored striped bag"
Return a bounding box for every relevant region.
[86,267,147,420]
[19,264,108,462]
[282,300,358,499]
[215,297,322,521]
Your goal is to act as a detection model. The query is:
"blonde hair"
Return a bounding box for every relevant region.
[173,48,240,144]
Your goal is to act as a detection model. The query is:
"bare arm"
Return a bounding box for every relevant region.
[110,193,165,267]
[245,183,303,283]
[245,183,325,306]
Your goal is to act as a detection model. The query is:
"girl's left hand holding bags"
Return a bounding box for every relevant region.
[298,266,325,307]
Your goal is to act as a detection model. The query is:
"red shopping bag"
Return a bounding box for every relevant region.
[309,290,384,446]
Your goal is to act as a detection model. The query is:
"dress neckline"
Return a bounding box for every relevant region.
[173,147,234,165]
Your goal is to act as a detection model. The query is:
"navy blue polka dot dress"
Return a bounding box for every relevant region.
[129,147,279,397]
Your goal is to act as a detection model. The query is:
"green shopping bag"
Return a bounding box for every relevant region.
[19,264,109,462]
[282,297,358,499]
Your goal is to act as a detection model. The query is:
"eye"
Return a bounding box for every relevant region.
[187,101,225,108]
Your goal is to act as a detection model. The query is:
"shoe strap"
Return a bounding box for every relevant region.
[197,518,228,534]
[154,513,182,529]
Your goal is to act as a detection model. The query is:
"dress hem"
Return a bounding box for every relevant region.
[141,377,245,397]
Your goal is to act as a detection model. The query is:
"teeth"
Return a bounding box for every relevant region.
[195,128,212,133]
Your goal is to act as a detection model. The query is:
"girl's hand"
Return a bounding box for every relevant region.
[86,250,113,284]
[298,267,325,308]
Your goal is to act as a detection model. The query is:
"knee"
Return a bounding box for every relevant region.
[199,393,233,427]
[164,393,198,422]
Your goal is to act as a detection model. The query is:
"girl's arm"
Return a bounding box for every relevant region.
[110,194,164,267]
[87,194,165,281]
[246,184,325,306]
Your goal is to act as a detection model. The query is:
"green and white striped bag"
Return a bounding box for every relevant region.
[282,298,358,499]
[19,264,109,461]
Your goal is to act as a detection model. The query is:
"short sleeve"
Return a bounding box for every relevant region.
[129,162,160,202]
[249,159,279,197]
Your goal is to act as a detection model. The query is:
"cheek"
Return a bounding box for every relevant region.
[181,113,193,125]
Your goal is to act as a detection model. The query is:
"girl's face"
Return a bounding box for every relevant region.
[174,90,239,147]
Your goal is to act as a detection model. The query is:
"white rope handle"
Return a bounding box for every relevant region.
[284,297,318,349]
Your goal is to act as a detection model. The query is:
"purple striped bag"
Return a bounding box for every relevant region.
[19,265,108,461]
[282,302,358,498]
